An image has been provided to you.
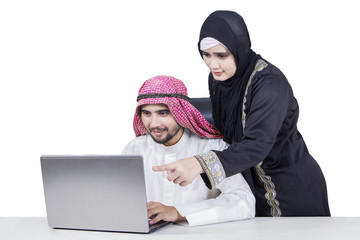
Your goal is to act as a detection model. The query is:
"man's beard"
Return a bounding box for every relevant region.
[148,125,182,145]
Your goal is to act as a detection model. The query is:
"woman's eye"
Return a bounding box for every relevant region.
[201,51,210,57]
[218,53,229,58]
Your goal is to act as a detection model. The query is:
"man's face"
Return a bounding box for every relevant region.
[140,104,184,146]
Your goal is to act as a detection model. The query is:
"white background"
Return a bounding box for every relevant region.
[1,0,359,216]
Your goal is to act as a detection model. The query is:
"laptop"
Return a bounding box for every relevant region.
[40,155,171,233]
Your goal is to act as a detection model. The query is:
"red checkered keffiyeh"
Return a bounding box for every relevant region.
[133,75,223,139]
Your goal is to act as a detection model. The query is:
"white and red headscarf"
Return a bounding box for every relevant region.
[133,75,223,139]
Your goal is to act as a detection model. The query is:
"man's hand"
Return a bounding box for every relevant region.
[152,157,204,186]
[147,202,185,225]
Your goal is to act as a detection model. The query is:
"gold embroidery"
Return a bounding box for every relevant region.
[195,151,226,189]
[242,59,268,131]
[242,59,282,217]
[254,162,282,217]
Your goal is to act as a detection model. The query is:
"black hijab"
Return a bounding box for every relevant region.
[198,11,261,143]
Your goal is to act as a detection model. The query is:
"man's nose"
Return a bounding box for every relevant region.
[149,115,160,128]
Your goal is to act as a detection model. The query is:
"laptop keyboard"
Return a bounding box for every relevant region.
[148,220,171,232]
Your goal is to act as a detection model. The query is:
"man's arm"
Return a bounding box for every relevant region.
[147,202,186,224]
[123,138,187,225]
[174,173,255,226]
[152,138,255,226]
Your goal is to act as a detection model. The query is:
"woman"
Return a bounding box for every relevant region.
[154,10,330,217]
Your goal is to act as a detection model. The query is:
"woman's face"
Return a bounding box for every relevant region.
[201,44,236,81]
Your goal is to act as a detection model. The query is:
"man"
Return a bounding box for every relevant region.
[122,75,255,226]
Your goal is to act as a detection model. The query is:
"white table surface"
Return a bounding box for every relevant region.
[1,217,359,240]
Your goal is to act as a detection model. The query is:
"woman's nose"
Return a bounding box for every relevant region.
[209,58,220,69]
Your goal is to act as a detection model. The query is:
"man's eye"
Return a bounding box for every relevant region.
[160,111,170,116]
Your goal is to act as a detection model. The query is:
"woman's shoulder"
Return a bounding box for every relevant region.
[251,59,291,91]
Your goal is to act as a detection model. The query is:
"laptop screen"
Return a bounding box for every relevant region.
[41,155,155,233]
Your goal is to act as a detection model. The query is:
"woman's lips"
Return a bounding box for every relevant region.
[212,71,223,76]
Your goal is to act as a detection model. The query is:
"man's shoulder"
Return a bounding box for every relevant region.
[122,134,152,153]
[127,134,149,144]
[186,130,228,150]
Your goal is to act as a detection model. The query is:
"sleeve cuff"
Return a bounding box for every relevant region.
[195,151,226,189]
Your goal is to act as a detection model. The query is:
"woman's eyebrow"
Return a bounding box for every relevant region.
[214,51,230,55]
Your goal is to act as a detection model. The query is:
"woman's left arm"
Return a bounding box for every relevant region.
[153,72,293,187]
[213,73,293,178]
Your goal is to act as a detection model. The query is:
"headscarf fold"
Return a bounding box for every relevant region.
[197,10,261,143]
[133,75,223,139]
[200,37,224,50]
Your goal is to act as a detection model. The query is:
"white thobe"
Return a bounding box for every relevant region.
[122,128,255,226]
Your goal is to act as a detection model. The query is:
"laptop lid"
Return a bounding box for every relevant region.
[40,155,160,233]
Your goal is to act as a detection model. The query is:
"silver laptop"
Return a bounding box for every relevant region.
[40,155,170,233]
